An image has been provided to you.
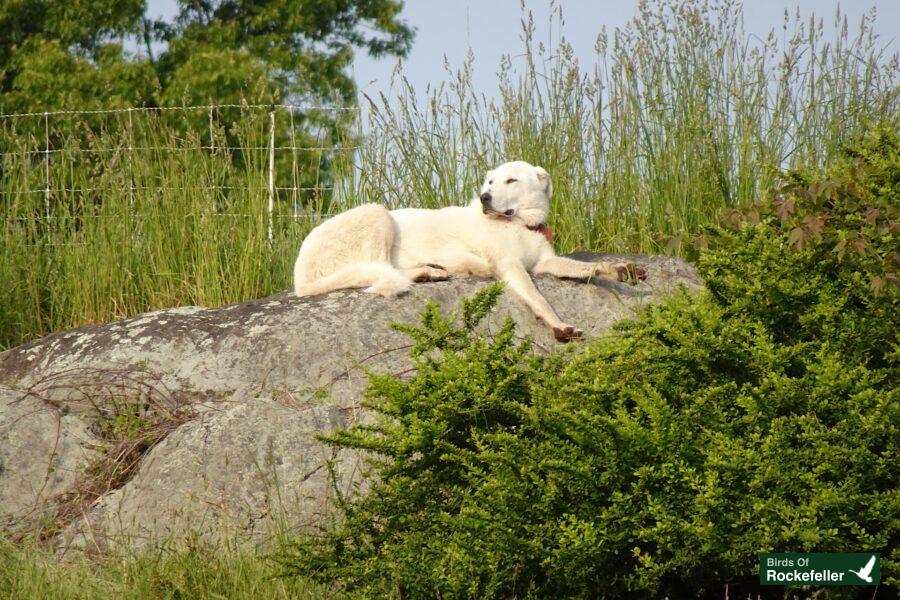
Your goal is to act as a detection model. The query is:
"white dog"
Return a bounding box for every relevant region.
[293,161,645,341]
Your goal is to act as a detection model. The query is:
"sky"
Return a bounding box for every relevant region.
[144,0,899,104]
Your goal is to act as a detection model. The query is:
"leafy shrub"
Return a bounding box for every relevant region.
[706,124,899,364]
[281,130,899,598]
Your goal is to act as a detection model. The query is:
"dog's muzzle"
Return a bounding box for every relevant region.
[480,192,501,215]
[480,192,514,217]
[478,192,513,215]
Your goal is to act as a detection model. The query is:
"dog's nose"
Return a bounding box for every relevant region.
[479,192,492,204]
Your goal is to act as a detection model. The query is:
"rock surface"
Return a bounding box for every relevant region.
[0,254,701,548]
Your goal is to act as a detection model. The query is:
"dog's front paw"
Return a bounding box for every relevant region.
[552,325,583,343]
[610,263,647,284]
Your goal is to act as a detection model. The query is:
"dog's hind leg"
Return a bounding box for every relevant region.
[363,264,450,296]
[363,264,414,296]
[295,203,415,297]
[401,265,450,282]
[295,262,412,297]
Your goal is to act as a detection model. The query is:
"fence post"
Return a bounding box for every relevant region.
[288,106,298,217]
[209,105,215,154]
[268,109,275,244]
[128,108,135,210]
[43,112,50,219]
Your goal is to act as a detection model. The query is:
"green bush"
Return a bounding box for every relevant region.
[281,130,899,598]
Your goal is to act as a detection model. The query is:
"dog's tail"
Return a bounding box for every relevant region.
[294,262,412,298]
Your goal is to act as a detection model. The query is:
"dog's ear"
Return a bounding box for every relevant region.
[535,166,553,197]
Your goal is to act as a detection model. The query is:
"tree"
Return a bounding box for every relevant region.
[0,0,413,112]
[0,0,156,112]
[156,0,413,107]
[0,1,413,209]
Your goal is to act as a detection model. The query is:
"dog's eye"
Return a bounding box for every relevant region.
[488,180,493,185]
[505,178,517,184]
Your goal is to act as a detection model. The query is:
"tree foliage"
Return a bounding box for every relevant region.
[0,0,413,112]
[0,0,413,207]
[279,128,899,598]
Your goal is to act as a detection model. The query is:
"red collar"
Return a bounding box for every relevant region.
[527,223,554,242]
[497,215,554,242]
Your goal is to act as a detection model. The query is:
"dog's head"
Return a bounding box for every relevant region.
[477,161,552,226]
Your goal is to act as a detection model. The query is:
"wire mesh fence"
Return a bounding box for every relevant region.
[0,104,362,245]
[0,103,370,347]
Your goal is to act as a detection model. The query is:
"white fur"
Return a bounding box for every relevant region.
[293,161,633,340]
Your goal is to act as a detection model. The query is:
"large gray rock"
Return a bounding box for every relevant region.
[0,254,700,548]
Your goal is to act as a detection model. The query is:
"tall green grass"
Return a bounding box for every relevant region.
[0,106,338,348]
[357,0,898,252]
[1,0,897,349]
[1,537,323,599]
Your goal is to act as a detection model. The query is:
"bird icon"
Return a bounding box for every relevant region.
[848,555,877,583]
